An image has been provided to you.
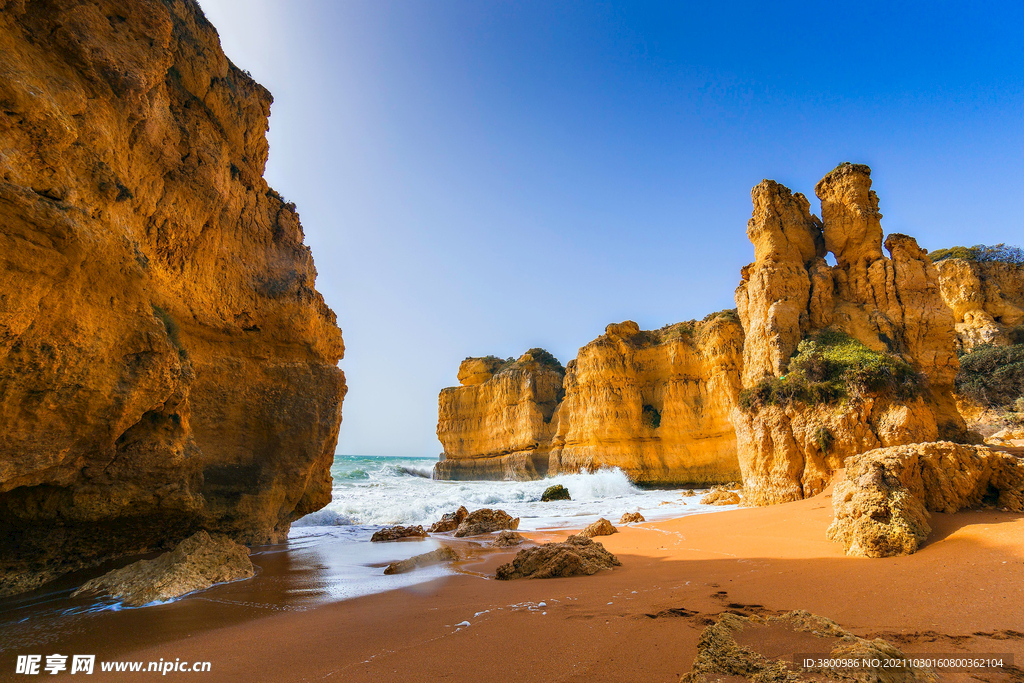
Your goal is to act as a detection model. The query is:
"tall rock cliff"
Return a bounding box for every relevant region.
[434,316,744,486]
[435,350,564,480]
[0,0,345,595]
[733,164,965,505]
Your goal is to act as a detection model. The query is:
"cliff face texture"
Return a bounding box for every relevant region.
[935,258,1024,352]
[733,164,965,505]
[435,317,744,485]
[550,317,743,485]
[0,0,345,595]
[435,351,564,480]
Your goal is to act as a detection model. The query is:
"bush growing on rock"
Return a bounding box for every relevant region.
[929,243,1024,265]
[956,344,1024,409]
[739,330,921,411]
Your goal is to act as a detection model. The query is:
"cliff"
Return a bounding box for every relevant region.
[435,350,564,480]
[0,0,345,595]
[435,316,744,486]
[549,316,743,485]
[934,256,1024,352]
[733,164,965,505]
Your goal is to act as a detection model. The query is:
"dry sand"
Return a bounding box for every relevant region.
[84,484,1024,683]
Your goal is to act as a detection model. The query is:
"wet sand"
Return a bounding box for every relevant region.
[7,486,1020,682]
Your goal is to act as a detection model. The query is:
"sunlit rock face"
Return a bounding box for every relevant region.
[0,0,345,596]
[435,317,745,487]
[935,258,1024,353]
[734,164,966,505]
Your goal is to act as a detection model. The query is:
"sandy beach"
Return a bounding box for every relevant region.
[20,483,1016,683]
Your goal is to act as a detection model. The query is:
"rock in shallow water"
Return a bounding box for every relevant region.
[619,512,645,524]
[428,506,469,533]
[700,488,741,506]
[495,536,620,580]
[71,532,253,607]
[541,485,571,502]
[371,525,428,542]
[453,509,520,537]
[383,547,458,575]
[492,530,526,547]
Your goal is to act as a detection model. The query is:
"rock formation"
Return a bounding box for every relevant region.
[619,512,645,523]
[681,610,935,683]
[700,488,741,506]
[428,506,469,533]
[491,530,526,547]
[495,536,620,580]
[434,350,564,480]
[828,442,1024,557]
[541,484,571,501]
[935,257,1024,352]
[453,508,520,537]
[71,531,253,607]
[733,164,965,505]
[0,0,345,596]
[371,525,428,542]
[435,315,745,486]
[576,518,617,539]
[383,547,458,575]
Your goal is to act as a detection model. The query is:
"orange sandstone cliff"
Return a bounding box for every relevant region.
[0,0,345,596]
[733,164,966,505]
[435,316,744,485]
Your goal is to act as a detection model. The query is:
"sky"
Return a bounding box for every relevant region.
[198,0,1024,457]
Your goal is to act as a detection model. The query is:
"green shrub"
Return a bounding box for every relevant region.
[929,243,1024,265]
[956,344,1024,409]
[738,330,921,412]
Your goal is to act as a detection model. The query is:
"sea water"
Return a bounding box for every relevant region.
[284,454,729,601]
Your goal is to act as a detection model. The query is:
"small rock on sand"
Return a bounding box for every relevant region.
[495,536,620,580]
[492,530,526,547]
[700,489,741,506]
[428,506,469,533]
[371,525,428,542]
[619,512,645,524]
[577,517,617,539]
[383,547,458,575]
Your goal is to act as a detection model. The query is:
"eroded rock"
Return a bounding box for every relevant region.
[541,485,571,502]
[428,506,469,533]
[828,442,1024,557]
[619,512,645,523]
[495,536,620,580]
[700,489,741,506]
[492,530,526,547]
[371,526,428,542]
[577,518,617,539]
[71,532,253,607]
[383,547,458,575]
[682,610,935,683]
[453,509,520,537]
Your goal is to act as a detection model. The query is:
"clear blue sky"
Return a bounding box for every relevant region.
[199,0,1024,457]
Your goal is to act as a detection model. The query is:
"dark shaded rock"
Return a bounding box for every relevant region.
[541,484,571,502]
[453,509,520,537]
[495,536,620,580]
[371,525,428,542]
[383,547,458,575]
[71,532,253,607]
[619,512,645,523]
[428,506,469,533]
[492,530,526,547]
[577,517,617,539]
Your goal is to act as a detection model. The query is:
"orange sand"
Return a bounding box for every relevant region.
[100,490,1024,682]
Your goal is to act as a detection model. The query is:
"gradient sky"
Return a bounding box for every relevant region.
[198,0,1024,457]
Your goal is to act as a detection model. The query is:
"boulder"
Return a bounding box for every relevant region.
[495,536,620,580]
[383,547,458,575]
[619,512,645,524]
[453,509,520,537]
[682,610,935,683]
[371,525,428,542]
[828,442,1024,557]
[700,489,741,506]
[541,484,571,502]
[577,518,617,539]
[71,532,253,607]
[428,506,469,533]
[491,530,526,547]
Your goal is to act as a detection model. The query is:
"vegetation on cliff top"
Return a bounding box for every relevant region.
[956,341,1024,410]
[928,243,1024,265]
[739,330,922,412]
